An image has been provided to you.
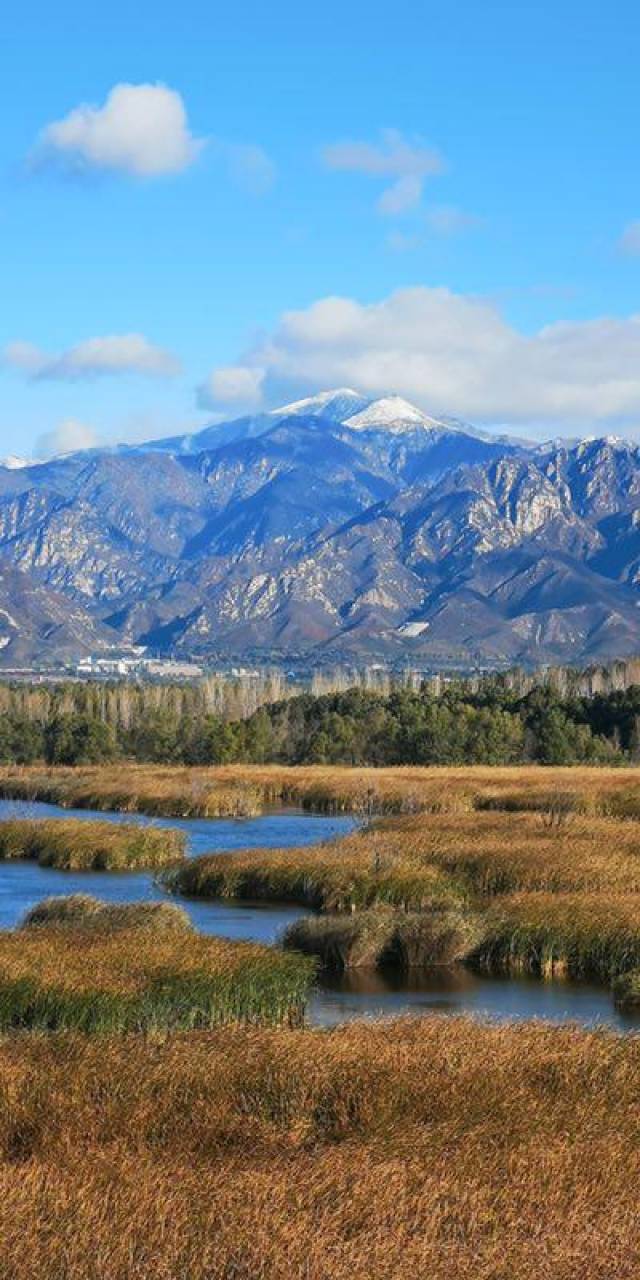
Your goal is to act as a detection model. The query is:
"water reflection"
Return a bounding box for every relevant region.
[310,965,640,1032]
[0,799,356,943]
[0,797,638,1032]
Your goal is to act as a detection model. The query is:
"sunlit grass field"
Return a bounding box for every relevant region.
[3,761,640,816]
[0,1018,638,1279]
[162,804,640,993]
[2,763,640,1274]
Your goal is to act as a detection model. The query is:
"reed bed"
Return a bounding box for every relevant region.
[2,761,640,818]
[162,830,459,913]
[0,1018,639,1278]
[0,923,313,1032]
[395,810,640,897]
[21,894,193,933]
[282,904,482,970]
[0,817,185,870]
[472,892,640,980]
[164,808,640,913]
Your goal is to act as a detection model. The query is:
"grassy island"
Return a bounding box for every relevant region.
[0,905,312,1033]
[0,817,185,870]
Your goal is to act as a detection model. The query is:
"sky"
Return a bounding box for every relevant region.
[2,0,640,457]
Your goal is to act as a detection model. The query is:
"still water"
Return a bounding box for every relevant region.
[0,797,638,1032]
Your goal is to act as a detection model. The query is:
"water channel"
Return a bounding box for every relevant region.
[0,797,637,1031]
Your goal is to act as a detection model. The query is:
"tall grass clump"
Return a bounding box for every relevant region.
[612,969,640,1010]
[162,827,462,913]
[0,818,185,870]
[0,921,314,1032]
[471,893,640,981]
[21,894,193,934]
[283,904,482,971]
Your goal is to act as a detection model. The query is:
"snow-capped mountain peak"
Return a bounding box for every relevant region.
[269,388,370,422]
[342,395,447,433]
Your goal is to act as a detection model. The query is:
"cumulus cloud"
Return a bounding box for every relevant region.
[36,419,101,459]
[198,286,640,429]
[618,221,640,256]
[35,82,204,177]
[197,365,265,412]
[322,129,443,215]
[3,334,180,381]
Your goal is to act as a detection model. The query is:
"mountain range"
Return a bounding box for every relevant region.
[2,387,640,669]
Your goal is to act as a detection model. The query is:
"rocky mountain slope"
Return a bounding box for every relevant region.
[3,390,640,667]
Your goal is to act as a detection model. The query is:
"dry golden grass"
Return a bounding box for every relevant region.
[0,817,185,869]
[3,761,640,816]
[0,924,313,1032]
[164,825,455,911]
[395,809,640,895]
[21,894,192,933]
[163,808,640,987]
[0,1018,639,1278]
[476,892,640,979]
[166,808,640,908]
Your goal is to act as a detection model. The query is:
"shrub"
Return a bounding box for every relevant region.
[283,904,482,971]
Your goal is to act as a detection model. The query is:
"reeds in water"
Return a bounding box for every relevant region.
[0,915,314,1033]
[2,761,640,819]
[283,904,482,971]
[0,818,185,870]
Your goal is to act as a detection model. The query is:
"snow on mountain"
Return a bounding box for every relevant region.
[269,388,370,422]
[0,456,32,470]
[343,396,449,433]
[2,390,640,666]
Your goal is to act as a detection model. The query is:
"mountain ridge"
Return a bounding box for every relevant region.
[3,390,640,668]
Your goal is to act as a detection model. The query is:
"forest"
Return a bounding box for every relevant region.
[0,675,639,766]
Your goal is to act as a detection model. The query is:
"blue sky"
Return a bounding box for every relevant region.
[2,0,640,456]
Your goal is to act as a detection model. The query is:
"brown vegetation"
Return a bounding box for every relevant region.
[3,761,640,817]
[283,903,481,970]
[163,807,640,989]
[0,1018,639,1279]
[21,894,192,933]
[0,920,313,1032]
[166,807,640,907]
[0,817,185,869]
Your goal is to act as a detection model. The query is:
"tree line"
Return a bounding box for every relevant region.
[0,677,640,766]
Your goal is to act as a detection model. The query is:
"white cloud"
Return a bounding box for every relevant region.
[4,334,180,381]
[322,129,443,216]
[198,365,265,411]
[36,82,204,177]
[199,286,640,429]
[2,342,46,375]
[36,419,101,459]
[619,221,640,256]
